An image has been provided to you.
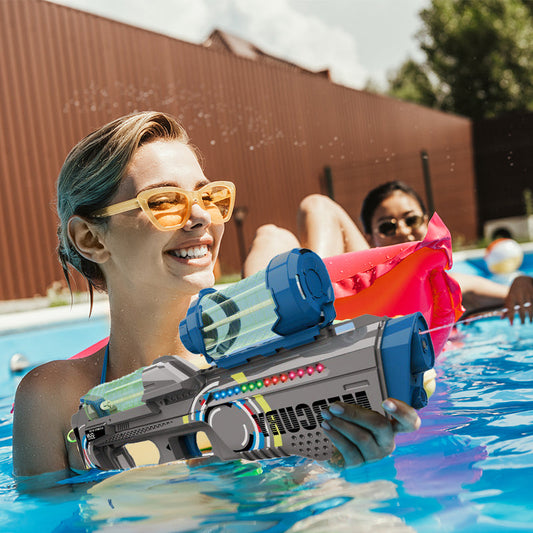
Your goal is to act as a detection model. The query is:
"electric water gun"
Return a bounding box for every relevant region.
[71,249,434,471]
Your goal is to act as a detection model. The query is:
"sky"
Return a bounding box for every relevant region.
[47,0,431,90]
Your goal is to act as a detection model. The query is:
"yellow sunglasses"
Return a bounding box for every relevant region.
[91,181,236,231]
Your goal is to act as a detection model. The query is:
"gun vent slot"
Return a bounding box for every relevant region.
[116,422,130,432]
[107,420,173,443]
[343,380,369,391]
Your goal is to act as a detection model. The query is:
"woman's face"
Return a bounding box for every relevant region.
[100,139,224,298]
[367,190,428,247]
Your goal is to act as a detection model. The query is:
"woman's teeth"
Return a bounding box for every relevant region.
[172,245,209,259]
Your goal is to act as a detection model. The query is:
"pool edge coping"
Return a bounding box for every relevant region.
[0,299,110,335]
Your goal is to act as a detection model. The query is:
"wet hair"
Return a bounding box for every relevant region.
[56,111,195,301]
[360,180,427,234]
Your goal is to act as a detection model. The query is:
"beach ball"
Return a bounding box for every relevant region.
[484,238,523,274]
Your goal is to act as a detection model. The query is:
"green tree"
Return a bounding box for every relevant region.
[386,0,533,119]
[387,59,438,109]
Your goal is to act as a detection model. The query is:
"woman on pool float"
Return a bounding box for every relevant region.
[243,181,533,325]
[12,112,420,477]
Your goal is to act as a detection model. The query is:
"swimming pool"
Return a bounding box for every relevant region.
[1,252,532,532]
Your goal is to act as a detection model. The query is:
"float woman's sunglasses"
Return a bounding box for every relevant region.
[91,181,236,231]
[377,214,426,237]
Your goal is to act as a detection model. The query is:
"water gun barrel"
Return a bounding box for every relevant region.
[380,313,434,408]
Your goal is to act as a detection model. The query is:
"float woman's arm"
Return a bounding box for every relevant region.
[504,275,533,324]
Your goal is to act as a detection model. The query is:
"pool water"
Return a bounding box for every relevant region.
[1,257,532,532]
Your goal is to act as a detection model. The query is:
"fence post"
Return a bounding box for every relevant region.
[420,150,435,215]
[233,206,248,268]
[324,166,334,200]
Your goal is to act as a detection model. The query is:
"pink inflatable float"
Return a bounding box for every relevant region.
[323,213,463,355]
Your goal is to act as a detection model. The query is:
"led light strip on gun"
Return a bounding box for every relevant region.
[72,248,435,471]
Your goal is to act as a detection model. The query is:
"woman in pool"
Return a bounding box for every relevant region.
[243,181,533,324]
[12,113,420,477]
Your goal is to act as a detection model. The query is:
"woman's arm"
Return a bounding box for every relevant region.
[451,272,533,324]
[12,362,72,476]
[450,272,507,310]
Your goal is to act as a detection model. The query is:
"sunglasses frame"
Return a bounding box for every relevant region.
[91,181,236,231]
[376,213,427,237]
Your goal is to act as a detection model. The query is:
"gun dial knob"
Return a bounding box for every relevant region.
[206,402,256,452]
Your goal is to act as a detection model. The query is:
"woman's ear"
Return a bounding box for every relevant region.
[68,216,110,264]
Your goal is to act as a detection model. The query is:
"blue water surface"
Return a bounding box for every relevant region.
[0,256,532,532]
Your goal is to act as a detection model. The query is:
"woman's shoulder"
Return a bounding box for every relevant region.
[16,355,101,404]
[13,355,102,447]
[17,359,71,391]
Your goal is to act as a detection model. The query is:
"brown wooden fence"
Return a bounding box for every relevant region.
[0,0,478,300]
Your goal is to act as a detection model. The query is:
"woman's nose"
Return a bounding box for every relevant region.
[185,200,211,229]
[397,219,415,238]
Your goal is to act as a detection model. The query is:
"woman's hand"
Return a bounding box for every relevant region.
[320,399,421,469]
[504,275,533,325]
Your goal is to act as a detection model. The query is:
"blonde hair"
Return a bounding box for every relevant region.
[57,111,195,298]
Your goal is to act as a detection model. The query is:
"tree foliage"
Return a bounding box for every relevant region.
[386,0,533,119]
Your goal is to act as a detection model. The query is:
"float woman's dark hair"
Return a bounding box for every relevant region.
[360,180,427,234]
[56,111,196,301]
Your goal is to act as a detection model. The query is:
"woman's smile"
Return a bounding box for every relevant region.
[167,244,210,260]
[164,236,214,266]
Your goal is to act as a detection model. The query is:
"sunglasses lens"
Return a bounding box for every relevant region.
[378,221,397,236]
[144,183,234,229]
[147,191,189,228]
[201,184,234,223]
[405,214,423,228]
